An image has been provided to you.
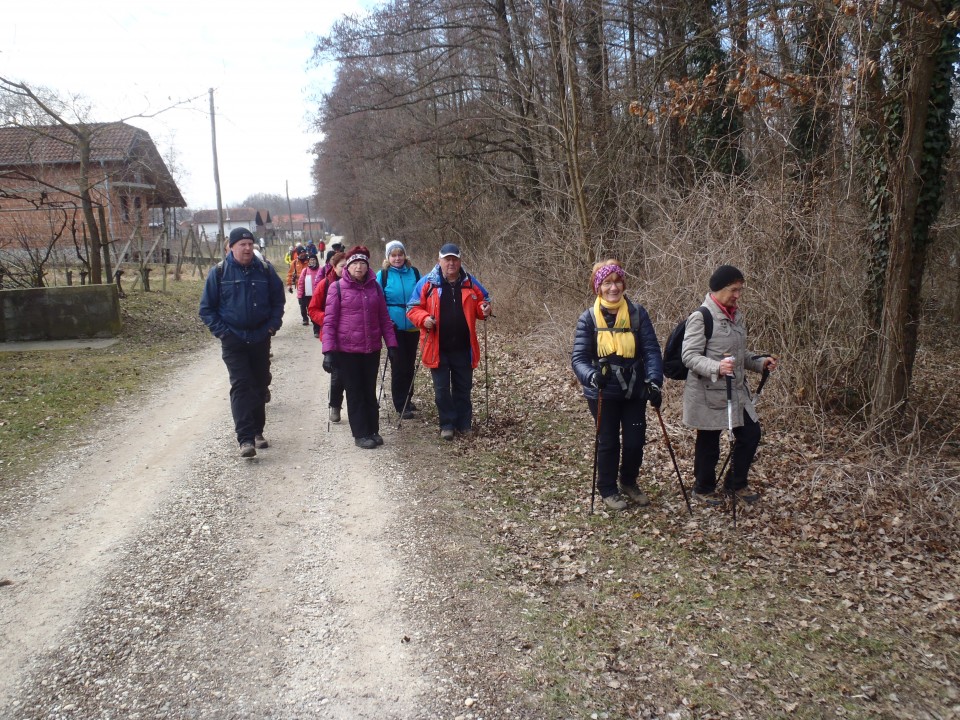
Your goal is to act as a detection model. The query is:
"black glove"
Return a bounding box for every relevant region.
[322,353,335,373]
[288,286,293,294]
[387,346,398,362]
[591,365,609,389]
[646,381,662,409]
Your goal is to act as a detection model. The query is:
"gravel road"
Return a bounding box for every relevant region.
[0,293,465,719]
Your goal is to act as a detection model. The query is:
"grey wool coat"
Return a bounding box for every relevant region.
[681,293,766,430]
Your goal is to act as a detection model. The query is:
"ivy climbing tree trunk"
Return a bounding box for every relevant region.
[871,0,956,425]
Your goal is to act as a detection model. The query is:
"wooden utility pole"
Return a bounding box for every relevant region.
[210,88,225,248]
[285,181,294,243]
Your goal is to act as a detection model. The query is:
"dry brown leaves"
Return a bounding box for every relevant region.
[406,329,959,719]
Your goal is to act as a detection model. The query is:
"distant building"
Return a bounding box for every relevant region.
[192,207,273,244]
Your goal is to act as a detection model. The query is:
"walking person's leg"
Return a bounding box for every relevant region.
[361,351,382,441]
[693,429,724,505]
[430,352,456,438]
[329,367,345,421]
[618,398,649,504]
[221,337,259,450]
[587,396,623,500]
[299,296,309,324]
[391,331,419,413]
[248,339,271,441]
[338,353,367,441]
[448,348,474,433]
[727,414,762,494]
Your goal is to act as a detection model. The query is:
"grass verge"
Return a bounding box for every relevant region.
[0,276,209,483]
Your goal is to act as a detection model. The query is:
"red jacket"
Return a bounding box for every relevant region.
[306,269,339,339]
[406,268,489,369]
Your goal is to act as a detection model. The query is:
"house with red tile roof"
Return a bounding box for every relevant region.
[0,122,185,262]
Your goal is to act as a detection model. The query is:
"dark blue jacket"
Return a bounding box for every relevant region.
[571,299,663,401]
[199,254,285,343]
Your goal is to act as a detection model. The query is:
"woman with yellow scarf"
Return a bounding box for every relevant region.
[571,260,664,511]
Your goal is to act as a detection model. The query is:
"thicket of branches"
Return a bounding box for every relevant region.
[309,0,960,437]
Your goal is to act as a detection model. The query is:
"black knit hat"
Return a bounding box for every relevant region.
[709,265,745,292]
[228,227,255,247]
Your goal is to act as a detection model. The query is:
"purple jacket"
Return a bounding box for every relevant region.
[322,269,398,354]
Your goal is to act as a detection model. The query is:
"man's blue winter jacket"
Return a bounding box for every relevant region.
[199,254,285,343]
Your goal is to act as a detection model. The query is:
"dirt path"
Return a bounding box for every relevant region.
[0,293,440,718]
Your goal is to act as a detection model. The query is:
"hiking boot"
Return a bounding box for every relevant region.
[355,436,377,449]
[239,442,256,458]
[371,433,384,446]
[731,486,760,504]
[620,484,650,506]
[693,490,724,507]
[301,319,309,326]
[254,434,269,449]
[602,494,628,511]
[407,401,418,412]
[400,409,415,420]
[329,407,341,423]
[440,428,455,441]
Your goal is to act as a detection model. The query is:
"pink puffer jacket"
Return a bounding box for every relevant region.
[321,270,398,354]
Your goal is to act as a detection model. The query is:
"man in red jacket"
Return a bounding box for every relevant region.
[406,243,490,440]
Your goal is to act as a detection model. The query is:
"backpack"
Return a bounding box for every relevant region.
[662,306,713,381]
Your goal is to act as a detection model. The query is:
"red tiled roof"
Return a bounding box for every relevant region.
[0,122,186,207]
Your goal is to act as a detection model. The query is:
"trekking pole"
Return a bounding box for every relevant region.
[326,381,331,433]
[653,407,693,516]
[397,351,422,430]
[483,315,490,424]
[590,388,603,515]
[718,360,771,480]
[377,351,389,415]
[726,371,737,529]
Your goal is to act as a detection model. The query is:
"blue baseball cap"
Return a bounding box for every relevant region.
[438,243,461,259]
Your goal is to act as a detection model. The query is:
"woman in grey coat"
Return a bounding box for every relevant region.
[681,265,778,506]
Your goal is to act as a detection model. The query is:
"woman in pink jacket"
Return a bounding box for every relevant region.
[321,245,398,449]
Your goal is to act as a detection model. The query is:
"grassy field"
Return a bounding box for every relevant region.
[0,275,210,480]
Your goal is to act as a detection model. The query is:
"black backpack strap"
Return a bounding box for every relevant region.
[379,266,388,289]
[699,306,713,340]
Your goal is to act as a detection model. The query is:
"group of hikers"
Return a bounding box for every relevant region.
[199,228,490,456]
[199,229,775,512]
[571,260,777,511]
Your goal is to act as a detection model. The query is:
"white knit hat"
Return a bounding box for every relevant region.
[385,240,406,257]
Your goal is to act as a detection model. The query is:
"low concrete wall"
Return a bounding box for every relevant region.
[0,285,122,342]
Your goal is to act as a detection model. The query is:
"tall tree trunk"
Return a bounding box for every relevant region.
[871,1,943,423]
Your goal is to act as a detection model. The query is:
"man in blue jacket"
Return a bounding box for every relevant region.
[199,227,285,457]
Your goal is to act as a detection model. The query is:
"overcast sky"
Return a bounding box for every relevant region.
[2,0,368,211]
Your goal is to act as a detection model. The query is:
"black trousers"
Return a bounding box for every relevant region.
[298,296,309,322]
[338,351,381,439]
[586,395,647,498]
[693,413,762,493]
[390,331,420,412]
[430,348,473,431]
[221,335,271,445]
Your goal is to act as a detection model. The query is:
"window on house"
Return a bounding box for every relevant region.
[134,196,143,225]
[120,196,130,223]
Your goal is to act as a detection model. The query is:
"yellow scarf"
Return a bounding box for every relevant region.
[594,296,635,358]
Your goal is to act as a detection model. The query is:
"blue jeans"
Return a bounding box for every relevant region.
[430,349,473,431]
